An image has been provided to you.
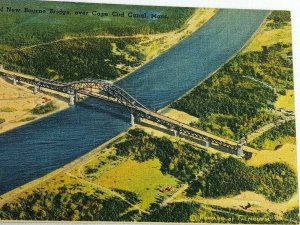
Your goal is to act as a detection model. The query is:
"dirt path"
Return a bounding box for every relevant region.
[247,116,294,142]
[170,191,299,217]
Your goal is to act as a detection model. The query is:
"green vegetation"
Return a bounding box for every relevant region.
[249,120,296,149]
[267,11,291,29]
[142,202,295,224]
[0,187,134,221]
[202,157,297,202]
[0,107,16,112]
[143,202,200,222]
[0,118,5,124]
[116,129,297,202]
[0,0,195,81]
[88,157,177,210]
[112,189,141,204]
[0,0,194,50]
[3,38,144,81]
[31,102,57,115]
[115,129,215,182]
[283,208,300,224]
[0,129,297,222]
[19,116,36,122]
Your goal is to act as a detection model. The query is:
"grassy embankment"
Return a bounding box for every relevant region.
[0,128,298,223]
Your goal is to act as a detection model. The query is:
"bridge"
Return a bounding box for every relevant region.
[0,67,247,157]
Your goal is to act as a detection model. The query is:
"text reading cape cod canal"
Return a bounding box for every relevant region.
[0,6,168,19]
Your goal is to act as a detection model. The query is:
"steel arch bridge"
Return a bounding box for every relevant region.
[0,70,147,110]
[0,68,248,157]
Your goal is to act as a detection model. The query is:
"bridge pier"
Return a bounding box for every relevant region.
[34,85,38,94]
[204,139,211,148]
[69,94,75,106]
[173,129,178,136]
[130,113,135,125]
[237,144,244,157]
[75,93,80,103]
[13,78,17,86]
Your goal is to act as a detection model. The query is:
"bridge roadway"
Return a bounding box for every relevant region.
[0,68,246,157]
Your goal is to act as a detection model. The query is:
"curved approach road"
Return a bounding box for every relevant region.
[0,9,269,194]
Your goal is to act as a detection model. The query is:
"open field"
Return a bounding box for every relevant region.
[94,158,178,210]
[0,77,68,133]
[247,143,297,172]
[275,90,295,112]
[243,24,292,53]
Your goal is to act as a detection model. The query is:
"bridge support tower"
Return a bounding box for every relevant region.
[204,139,211,148]
[130,113,140,125]
[237,144,244,157]
[173,129,178,136]
[130,113,135,126]
[69,94,75,106]
[75,93,80,103]
[34,85,38,94]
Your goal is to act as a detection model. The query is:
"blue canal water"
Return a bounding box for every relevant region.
[0,9,269,194]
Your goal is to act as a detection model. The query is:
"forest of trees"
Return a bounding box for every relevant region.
[249,120,296,149]
[202,157,297,202]
[267,11,291,29]
[141,201,298,224]
[0,129,298,222]
[2,38,144,82]
[0,186,139,221]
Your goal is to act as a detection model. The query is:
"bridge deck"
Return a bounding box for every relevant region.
[139,108,237,146]
[0,68,35,80]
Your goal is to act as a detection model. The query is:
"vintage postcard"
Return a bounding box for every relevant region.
[0,0,298,223]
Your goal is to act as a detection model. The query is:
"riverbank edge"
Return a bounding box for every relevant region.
[113,8,219,83]
[158,11,271,114]
[0,127,131,205]
[0,82,70,134]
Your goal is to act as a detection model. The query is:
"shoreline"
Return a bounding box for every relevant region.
[158,11,271,113]
[0,128,130,205]
[112,8,218,83]
[0,78,70,134]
